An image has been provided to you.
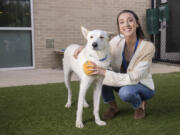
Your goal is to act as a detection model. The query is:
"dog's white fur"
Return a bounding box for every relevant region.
[63,26,114,128]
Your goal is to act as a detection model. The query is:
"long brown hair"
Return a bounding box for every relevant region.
[117,10,145,39]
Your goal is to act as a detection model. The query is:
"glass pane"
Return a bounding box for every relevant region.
[166,1,180,52]
[0,31,32,68]
[0,0,31,27]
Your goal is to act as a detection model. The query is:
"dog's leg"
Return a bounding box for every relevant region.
[76,79,92,128]
[64,69,73,108]
[93,80,106,126]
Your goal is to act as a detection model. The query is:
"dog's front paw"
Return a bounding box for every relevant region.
[65,102,71,108]
[96,120,106,126]
[76,121,84,128]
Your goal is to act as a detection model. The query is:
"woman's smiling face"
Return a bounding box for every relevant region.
[118,12,139,38]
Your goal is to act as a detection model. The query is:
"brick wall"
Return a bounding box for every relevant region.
[33,0,151,69]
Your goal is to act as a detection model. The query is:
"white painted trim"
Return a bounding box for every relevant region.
[0,27,32,31]
[153,0,156,49]
[161,0,167,4]
[0,67,35,71]
[154,0,156,8]
[31,0,35,69]
[0,0,35,71]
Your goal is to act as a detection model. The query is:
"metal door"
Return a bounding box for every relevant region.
[157,0,180,61]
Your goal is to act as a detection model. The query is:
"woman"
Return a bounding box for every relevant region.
[74,10,155,120]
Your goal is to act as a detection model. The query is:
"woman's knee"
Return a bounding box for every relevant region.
[118,86,136,102]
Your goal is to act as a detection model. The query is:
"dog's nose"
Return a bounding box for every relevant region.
[92,42,98,48]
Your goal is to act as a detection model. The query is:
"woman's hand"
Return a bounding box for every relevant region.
[73,47,106,76]
[87,62,106,76]
[73,46,84,59]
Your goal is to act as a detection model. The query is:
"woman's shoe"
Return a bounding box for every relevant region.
[103,101,119,120]
[134,108,145,120]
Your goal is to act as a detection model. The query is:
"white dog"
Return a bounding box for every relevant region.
[63,26,114,128]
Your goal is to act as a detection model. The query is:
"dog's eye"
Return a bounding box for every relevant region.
[100,36,104,39]
[90,36,93,39]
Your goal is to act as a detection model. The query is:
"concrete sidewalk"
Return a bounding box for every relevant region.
[0,62,180,88]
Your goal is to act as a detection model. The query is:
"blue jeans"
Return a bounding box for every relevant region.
[102,83,155,109]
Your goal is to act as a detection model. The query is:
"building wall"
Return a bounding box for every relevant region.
[33,0,151,69]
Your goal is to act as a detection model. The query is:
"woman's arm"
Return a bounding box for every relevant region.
[87,47,153,82]
[73,46,84,59]
[103,61,150,86]
[103,45,155,87]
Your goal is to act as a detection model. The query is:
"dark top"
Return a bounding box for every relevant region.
[121,39,139,73]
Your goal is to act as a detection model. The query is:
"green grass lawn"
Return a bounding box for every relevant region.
[0,72,180,135]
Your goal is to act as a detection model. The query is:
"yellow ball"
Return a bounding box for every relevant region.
[83,61,94,75]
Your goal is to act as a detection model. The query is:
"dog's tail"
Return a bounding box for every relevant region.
[63,57,72,90]
[63,51,73,107]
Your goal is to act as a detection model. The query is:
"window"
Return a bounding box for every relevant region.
[0,0,31,27]
[0,0,34,69]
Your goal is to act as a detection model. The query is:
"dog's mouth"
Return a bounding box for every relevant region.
[92,47,99,50]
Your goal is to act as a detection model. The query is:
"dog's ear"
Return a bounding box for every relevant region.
[81,26,89,39]
[107,32,116,41]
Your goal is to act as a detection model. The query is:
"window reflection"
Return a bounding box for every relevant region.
[0,0,31,27]
[0,30,32,68]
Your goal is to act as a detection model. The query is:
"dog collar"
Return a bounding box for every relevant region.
[99,55,108,62]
